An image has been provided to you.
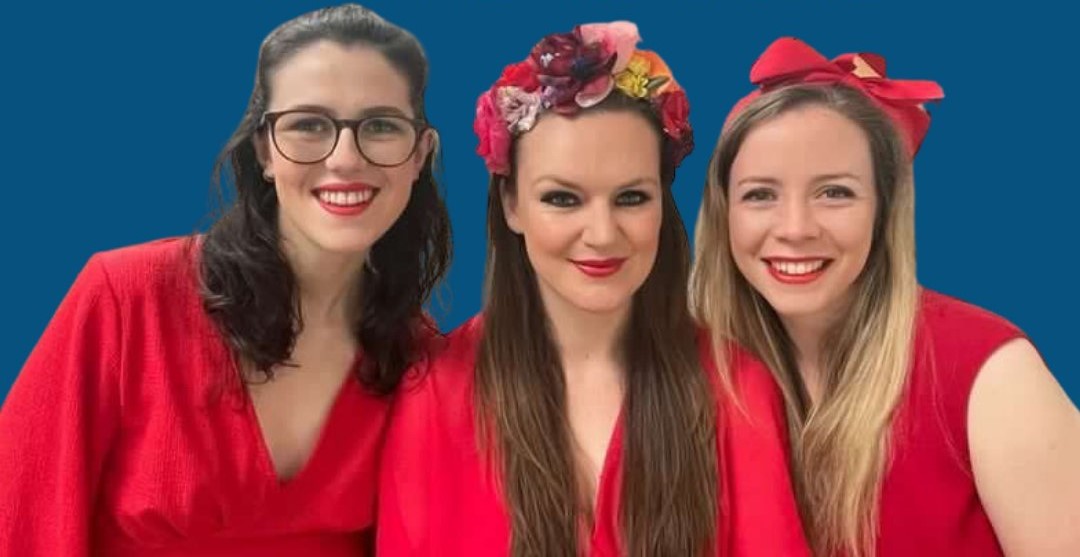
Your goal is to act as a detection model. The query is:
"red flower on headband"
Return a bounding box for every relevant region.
[495,60,541,91]
[656,89,694,165]
[728,37,944,157]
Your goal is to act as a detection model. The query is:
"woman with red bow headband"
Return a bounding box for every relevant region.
[691,37,1080,556]
[377,22,810,557]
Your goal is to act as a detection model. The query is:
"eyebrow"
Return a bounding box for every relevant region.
[274,104,414,119]
[735,172,861,188]
[532,175,659,191]
[813,172,861,183]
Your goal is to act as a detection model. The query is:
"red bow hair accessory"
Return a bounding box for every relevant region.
[727,37,944,157]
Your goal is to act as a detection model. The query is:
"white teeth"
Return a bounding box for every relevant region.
[317,189,374,206]
[771,260,826,276]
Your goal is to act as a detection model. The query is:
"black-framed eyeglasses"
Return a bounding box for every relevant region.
[261,110,428,167]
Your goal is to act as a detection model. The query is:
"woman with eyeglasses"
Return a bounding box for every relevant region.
[0,4,450,556]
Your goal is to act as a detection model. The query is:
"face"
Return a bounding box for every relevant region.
[257,41,434,257]
[727,105,877,326]
[503,110,663,318]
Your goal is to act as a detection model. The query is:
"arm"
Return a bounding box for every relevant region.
[969,338,1080,556]
[0,256,123,555]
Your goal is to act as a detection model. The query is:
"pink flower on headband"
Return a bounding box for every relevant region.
[474,21,694,175]
[474,90,512,175]
[498,87,542,133]
[579,21,641,73]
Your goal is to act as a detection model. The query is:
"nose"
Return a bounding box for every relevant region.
[582,202,618,248]
[323,127,369,174]
[774,197,821,242]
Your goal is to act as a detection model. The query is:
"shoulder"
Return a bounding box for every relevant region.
[696,328,781,402]
[917,289,1023,346]
[398,314,483,398]
[90,236,200,299]
[695,327,787,430]
[912,288,1028,393]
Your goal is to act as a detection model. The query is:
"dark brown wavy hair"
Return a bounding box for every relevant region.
[199,4,451,395]
[476,92,719,556]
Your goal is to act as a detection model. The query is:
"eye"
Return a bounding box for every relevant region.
[284,116,333,135]
[360,117,409,137]
[540,190,580,208]
[821,185,856,200]
[740,188,776,202]
[615,190,652,207]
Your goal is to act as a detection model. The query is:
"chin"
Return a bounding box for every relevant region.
[310,233,380,256]
[566,292,634,315]
[763,293,837,322]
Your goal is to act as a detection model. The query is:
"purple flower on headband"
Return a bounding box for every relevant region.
[530,29,617,113]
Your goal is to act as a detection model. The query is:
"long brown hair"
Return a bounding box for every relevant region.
[199,4,451,395]
[477,92,719,556]
[690,84,918,557]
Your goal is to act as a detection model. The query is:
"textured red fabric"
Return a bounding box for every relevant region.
[0,238,389,556]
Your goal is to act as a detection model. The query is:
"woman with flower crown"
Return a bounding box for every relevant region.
[376,22,810,557]
[690,37,1080,556]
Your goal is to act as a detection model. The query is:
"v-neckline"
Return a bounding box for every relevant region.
[587,407,626,543]
[243,360,359,490]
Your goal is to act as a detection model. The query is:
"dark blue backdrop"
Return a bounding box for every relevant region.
[2,1,1076,403]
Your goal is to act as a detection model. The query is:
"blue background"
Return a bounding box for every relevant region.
[2,1,1076,404]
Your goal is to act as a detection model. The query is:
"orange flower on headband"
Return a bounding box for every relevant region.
[728,37,944,157]
[474,21,693,175]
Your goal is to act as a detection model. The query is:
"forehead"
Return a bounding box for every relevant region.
[266,40,414,117]
[516,110,661,189]
[731,105,873,180]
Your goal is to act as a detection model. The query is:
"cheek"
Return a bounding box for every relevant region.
[727,207,763,259]
[630,207,663,258]
[829,208,876,255]
[522,220,575,264]
[271,156,316,193]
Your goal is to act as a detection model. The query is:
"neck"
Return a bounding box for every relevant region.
[280,236,366,328]
[542,294,629,373]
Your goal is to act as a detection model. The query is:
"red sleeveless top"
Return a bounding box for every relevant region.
[876,289,1025,555]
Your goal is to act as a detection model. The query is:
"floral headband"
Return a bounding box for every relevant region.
[726,37,945,157]
[474,21,693,176]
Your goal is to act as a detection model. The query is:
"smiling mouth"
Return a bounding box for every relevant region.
[763,258,832,284]
[312,184,380,216]
[316,189,375,206]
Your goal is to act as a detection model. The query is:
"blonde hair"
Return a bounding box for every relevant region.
[690,84,919,557]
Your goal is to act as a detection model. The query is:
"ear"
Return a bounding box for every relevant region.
[501,182,522,234]
[253,130,274,182]
[410,128,438,180]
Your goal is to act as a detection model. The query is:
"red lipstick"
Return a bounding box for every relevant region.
[571,258,626,278]
[313,182,378,217]
[763,257,830,285]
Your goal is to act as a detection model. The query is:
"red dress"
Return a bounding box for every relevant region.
[876,289,1025,555]
[0,238,390,556]
[377,316,810,556]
